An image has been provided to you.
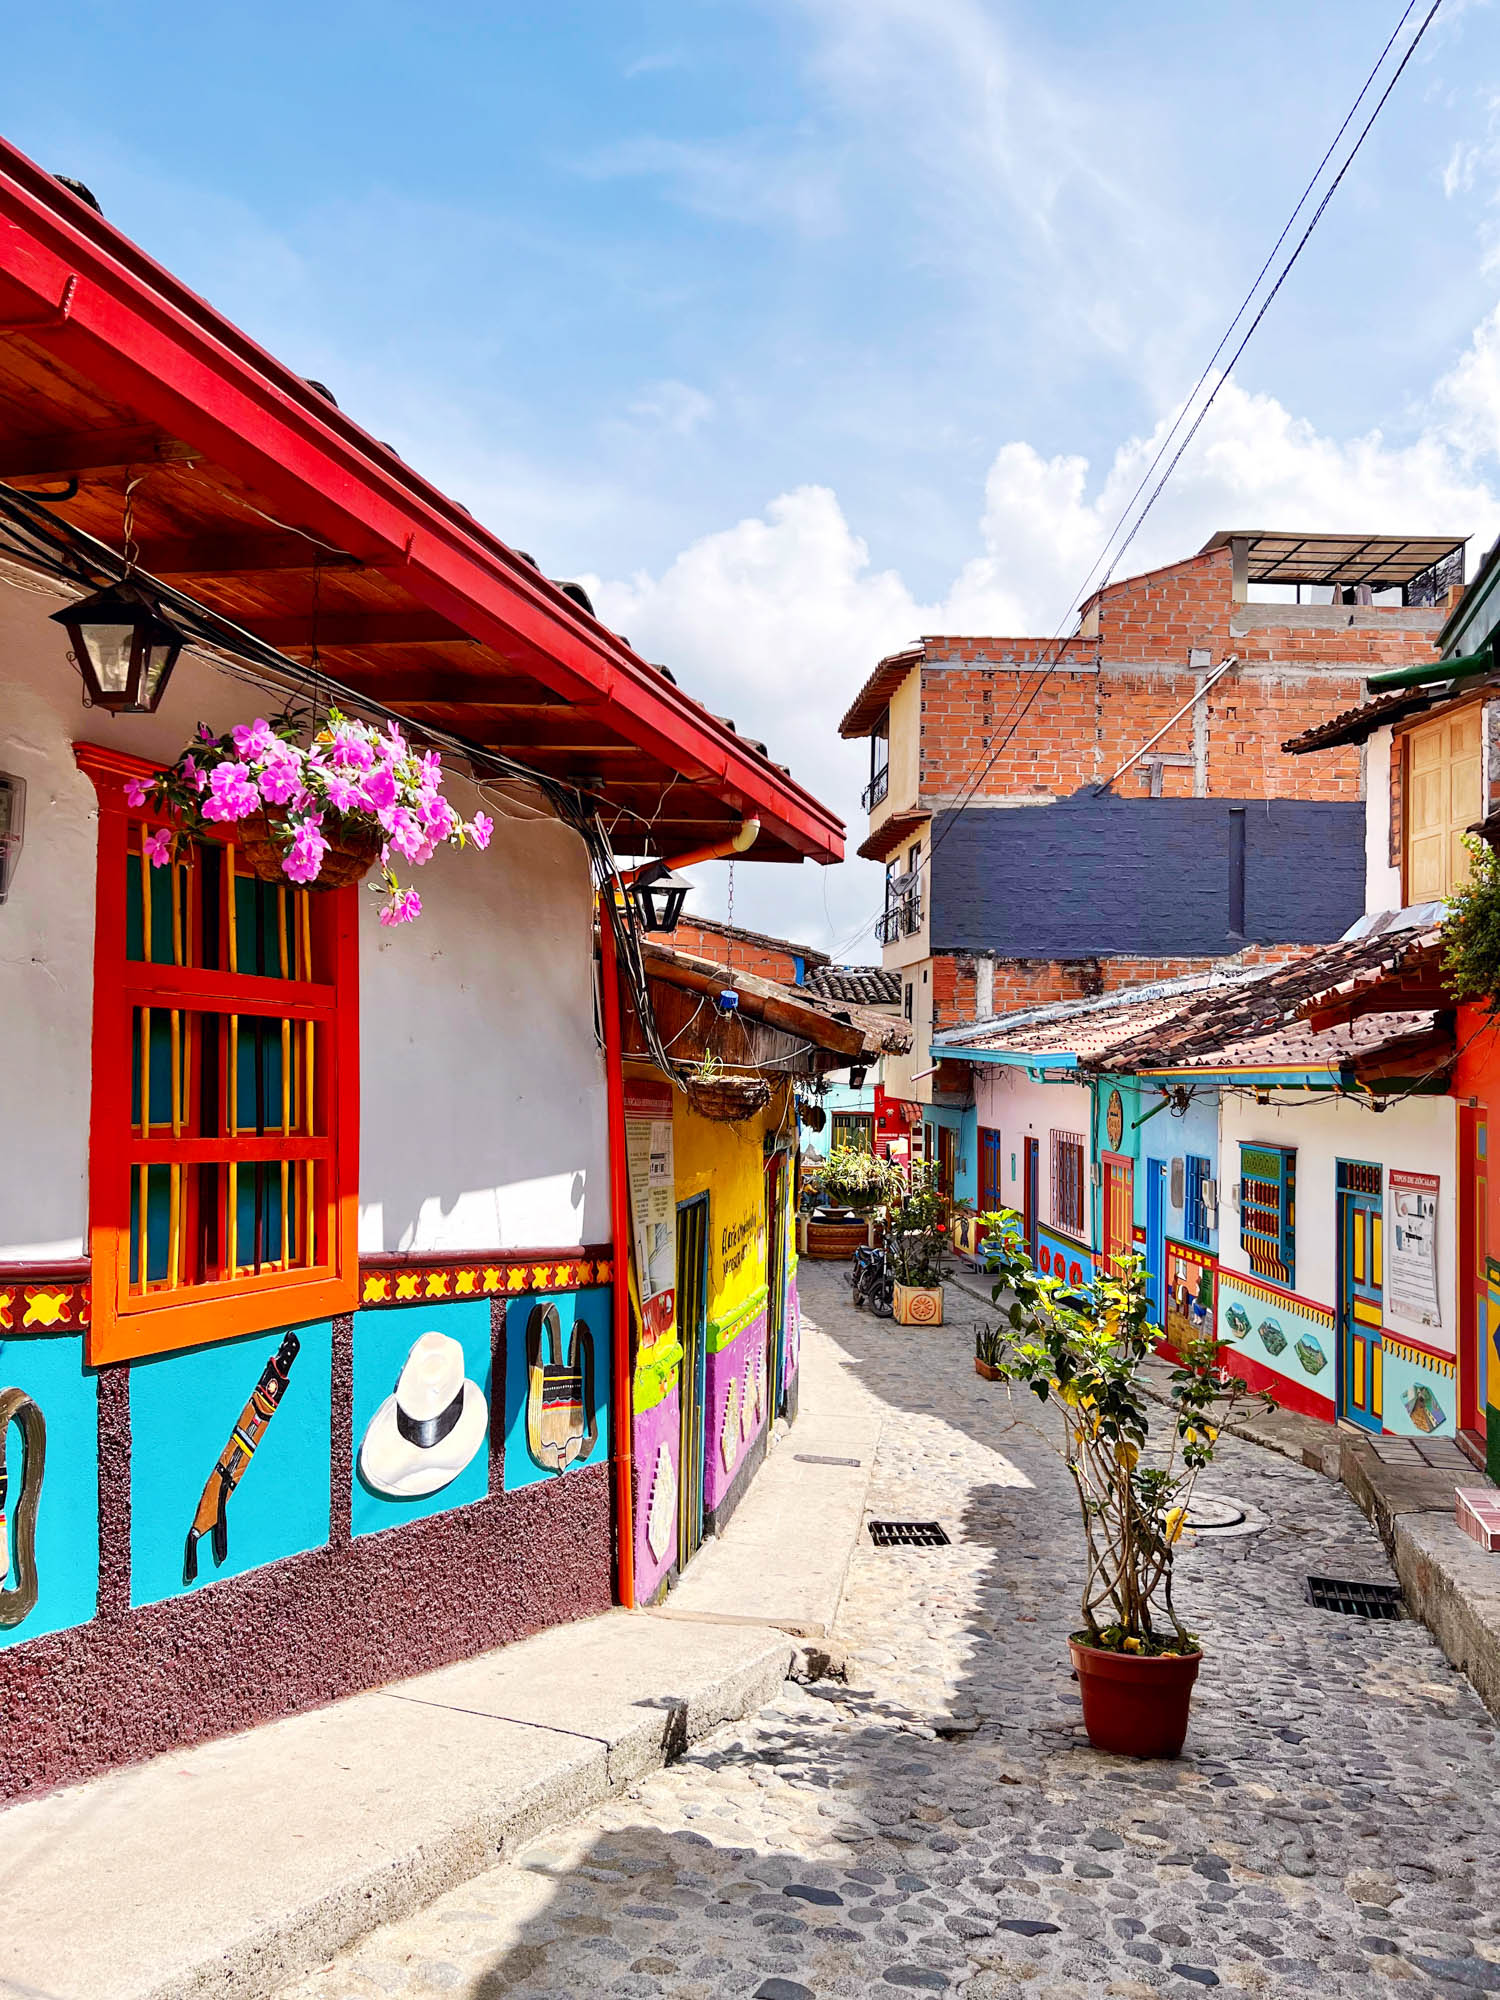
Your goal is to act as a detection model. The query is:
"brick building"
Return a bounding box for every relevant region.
[838,530,1466,1167]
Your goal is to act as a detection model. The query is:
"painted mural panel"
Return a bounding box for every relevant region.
[352,1300,490,1536]
[132,1318,333,1604]
[0,1332,98,1647]
[1380,1335,1456,1439]
[1164,1241,1216,1357]
[705,1291,768,1511]
[1217,1269,1334,1409]
[783,1265,801,1397]
[633,1383,680,1602]
[1035,1225,1092,1293]
[502,1285,610,1493]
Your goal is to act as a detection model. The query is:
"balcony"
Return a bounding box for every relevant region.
[862,765,890,811]
[876,893,922,944]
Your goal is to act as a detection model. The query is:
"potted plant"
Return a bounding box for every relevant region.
[802,1146,893,1260]
[884,1159,948,1326]
[975,1324,1004,1381]
[982,1214,1264,1758]
[123,708,492,925]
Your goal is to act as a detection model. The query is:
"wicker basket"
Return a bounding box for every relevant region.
[799,1102,827,1132]
[683,1075,772,1123]
[236,810,385,891]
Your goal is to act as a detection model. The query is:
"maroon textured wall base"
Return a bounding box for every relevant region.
[0,1462,612,1803]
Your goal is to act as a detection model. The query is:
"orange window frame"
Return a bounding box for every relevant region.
[77,743,360,1364]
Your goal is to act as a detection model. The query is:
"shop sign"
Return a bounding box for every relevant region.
[1390,1171,1441,1326]
[624,1080,676,1339]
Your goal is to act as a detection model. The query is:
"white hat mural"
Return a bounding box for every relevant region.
[359,1331,489,1498]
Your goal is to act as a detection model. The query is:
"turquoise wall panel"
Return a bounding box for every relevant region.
[503,1286,611,1492]
[1380,1344,1456,1439]
[351,1299,492,1538]
[1036,1224,1092,1290]
[0,1332,98,1648]
[1217,1271,1334,1407]
[131,1319,332,1606]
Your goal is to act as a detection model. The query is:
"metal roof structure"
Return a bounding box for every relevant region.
[1200,530,1467,590]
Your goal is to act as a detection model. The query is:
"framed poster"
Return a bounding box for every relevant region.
[1390,1171,1440,1326]
[624,1079,676,1340]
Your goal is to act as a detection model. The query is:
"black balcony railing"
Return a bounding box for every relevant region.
[876,894,922,944]
[862,766,890,810]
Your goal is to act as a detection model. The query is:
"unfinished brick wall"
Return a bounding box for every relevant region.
[671,920,812,986]
[932,944,1317,1030]
[916,543,1443,808]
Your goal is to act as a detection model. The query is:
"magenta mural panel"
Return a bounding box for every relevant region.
[632,1386,680,1602]
[705,1311,767,1511]
[783,1273,802,1394]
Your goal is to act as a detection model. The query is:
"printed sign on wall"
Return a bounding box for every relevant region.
[624,1079,675,1341]
[1390,1171,1441,1327]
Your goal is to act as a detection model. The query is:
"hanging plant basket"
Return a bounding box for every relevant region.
[799,1102,827,1132]
[237,809,385,891]
[684,1075,772,1123]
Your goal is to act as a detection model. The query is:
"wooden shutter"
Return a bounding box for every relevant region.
[1406,707,1483,901]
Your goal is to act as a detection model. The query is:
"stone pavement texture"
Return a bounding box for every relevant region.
[280,1264,1500,2000]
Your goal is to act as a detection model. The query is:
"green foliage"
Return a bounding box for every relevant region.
[975,1323,1004,1367]
[1443,835,1500,1010]
[816,1145,898,1210]
[884,1158,949,1288]
[978,1210,1269,1654]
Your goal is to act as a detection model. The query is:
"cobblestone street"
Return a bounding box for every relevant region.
[282,1264,1500,2000]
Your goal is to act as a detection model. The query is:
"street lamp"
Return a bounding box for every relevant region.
[627,862,690,934]
[51,580,186,714]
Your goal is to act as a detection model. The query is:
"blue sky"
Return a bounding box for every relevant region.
[6,1,1500,947]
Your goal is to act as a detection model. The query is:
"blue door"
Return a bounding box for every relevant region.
[1337,1161,1383,1433]
[1145,1160,1166,1330]
[676,1195,711,1568]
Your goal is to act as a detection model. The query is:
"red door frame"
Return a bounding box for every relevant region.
[979,1128,1002,1213]
[1102,1153,1134,1276]
[1460,1105,1489,1438]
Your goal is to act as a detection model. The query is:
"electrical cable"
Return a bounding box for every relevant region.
[833,0,1444,955]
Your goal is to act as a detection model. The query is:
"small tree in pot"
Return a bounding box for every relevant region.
[981,1214,1264,1757]
[884,1159,948,1326]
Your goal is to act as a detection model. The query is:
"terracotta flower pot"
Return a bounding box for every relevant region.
[237,809,384,891]
[1069,1637,1202,1758]
[893,1282,943,1326]
[974,1357,1002,1381]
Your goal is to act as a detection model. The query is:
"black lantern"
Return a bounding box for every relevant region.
[51,580,186,714]
[848,1064,869,1091]
[627,862,690,934]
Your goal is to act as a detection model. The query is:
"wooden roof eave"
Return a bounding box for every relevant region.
[639,940,908,1060]
[0,140,843,867]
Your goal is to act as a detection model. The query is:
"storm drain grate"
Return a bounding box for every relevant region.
[1307,1574,1404,1619]
[870,1519,950,1548]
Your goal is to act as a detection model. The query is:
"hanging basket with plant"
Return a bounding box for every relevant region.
[123,709,492,925]
[981,1215,1268,1757]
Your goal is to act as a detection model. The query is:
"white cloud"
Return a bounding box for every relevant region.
[587,340,1500,958]
[574,134,845,237]
[624,379,715,436]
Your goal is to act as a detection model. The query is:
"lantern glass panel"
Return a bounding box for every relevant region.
[83,623,138,697]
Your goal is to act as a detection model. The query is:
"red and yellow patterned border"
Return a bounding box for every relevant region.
[0,1252,612,1333]
[0,1277,91,1332]
[358,1251,612,1309]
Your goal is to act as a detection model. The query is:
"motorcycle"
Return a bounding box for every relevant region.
[849,1243,894,1318]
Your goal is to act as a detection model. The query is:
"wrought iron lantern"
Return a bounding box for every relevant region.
[51,580,186,714]
[847,1064,869,1091]
[627,862,690,934]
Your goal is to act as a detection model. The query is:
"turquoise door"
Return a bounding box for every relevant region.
[1337,1161,1383,1433]
[1145,1160,1166,1330]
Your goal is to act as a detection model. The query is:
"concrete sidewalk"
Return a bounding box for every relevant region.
[0,1317,888,2000]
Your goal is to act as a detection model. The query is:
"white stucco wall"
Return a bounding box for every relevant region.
[972,1065,1095,1219]
[0,574,607,1263]
[1218,1088,1456,1354]
[1364,726,1402,914]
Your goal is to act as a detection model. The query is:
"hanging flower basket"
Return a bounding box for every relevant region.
[799,1102,827,1133]
[683,1075,772,1123]
[123,709,492,925]
[236,808,386,891]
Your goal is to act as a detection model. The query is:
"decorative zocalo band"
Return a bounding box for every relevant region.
[633,1338,685,1416]
[707,1284,769,1354]
[358,1250,613,1309]
[1219,1269,1335,1330]
[1382,1333,1457,1380]
[0,1262,91,1335]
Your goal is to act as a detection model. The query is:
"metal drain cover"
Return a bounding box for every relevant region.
[1307,1574,1404,1619]
[870,1519,950,1548]
[796,1454,862,1468]
[1188,1497,1247,1531]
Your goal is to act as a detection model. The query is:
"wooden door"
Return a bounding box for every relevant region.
[1406,706,1483,902]
[1102,1155,1134,1275]
[1023,1138,1040,1253]
[1337,1161,1384,1433]
[936,1124,956,1199]
[979,1127,1003,1213]
[1460,1108,1489,1436]
[675,1194,710,1570]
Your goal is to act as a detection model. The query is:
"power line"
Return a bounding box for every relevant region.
[837,0,1444,957]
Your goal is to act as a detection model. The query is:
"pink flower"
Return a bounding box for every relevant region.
[180,754,206,793]
[384,720,409,760]
[360,764,397,815]
[143,827,173,869]
[321,771,364,814]
[282,817,329,885]
[329,724,374,771]
[386,808,432,865]
[196,723,217,743]
[468,811,493,851]
[124,776,151,809]
[232,718,276,761]
[420,794,458,844]
[202,761,260,822]
[378,887,422,926]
